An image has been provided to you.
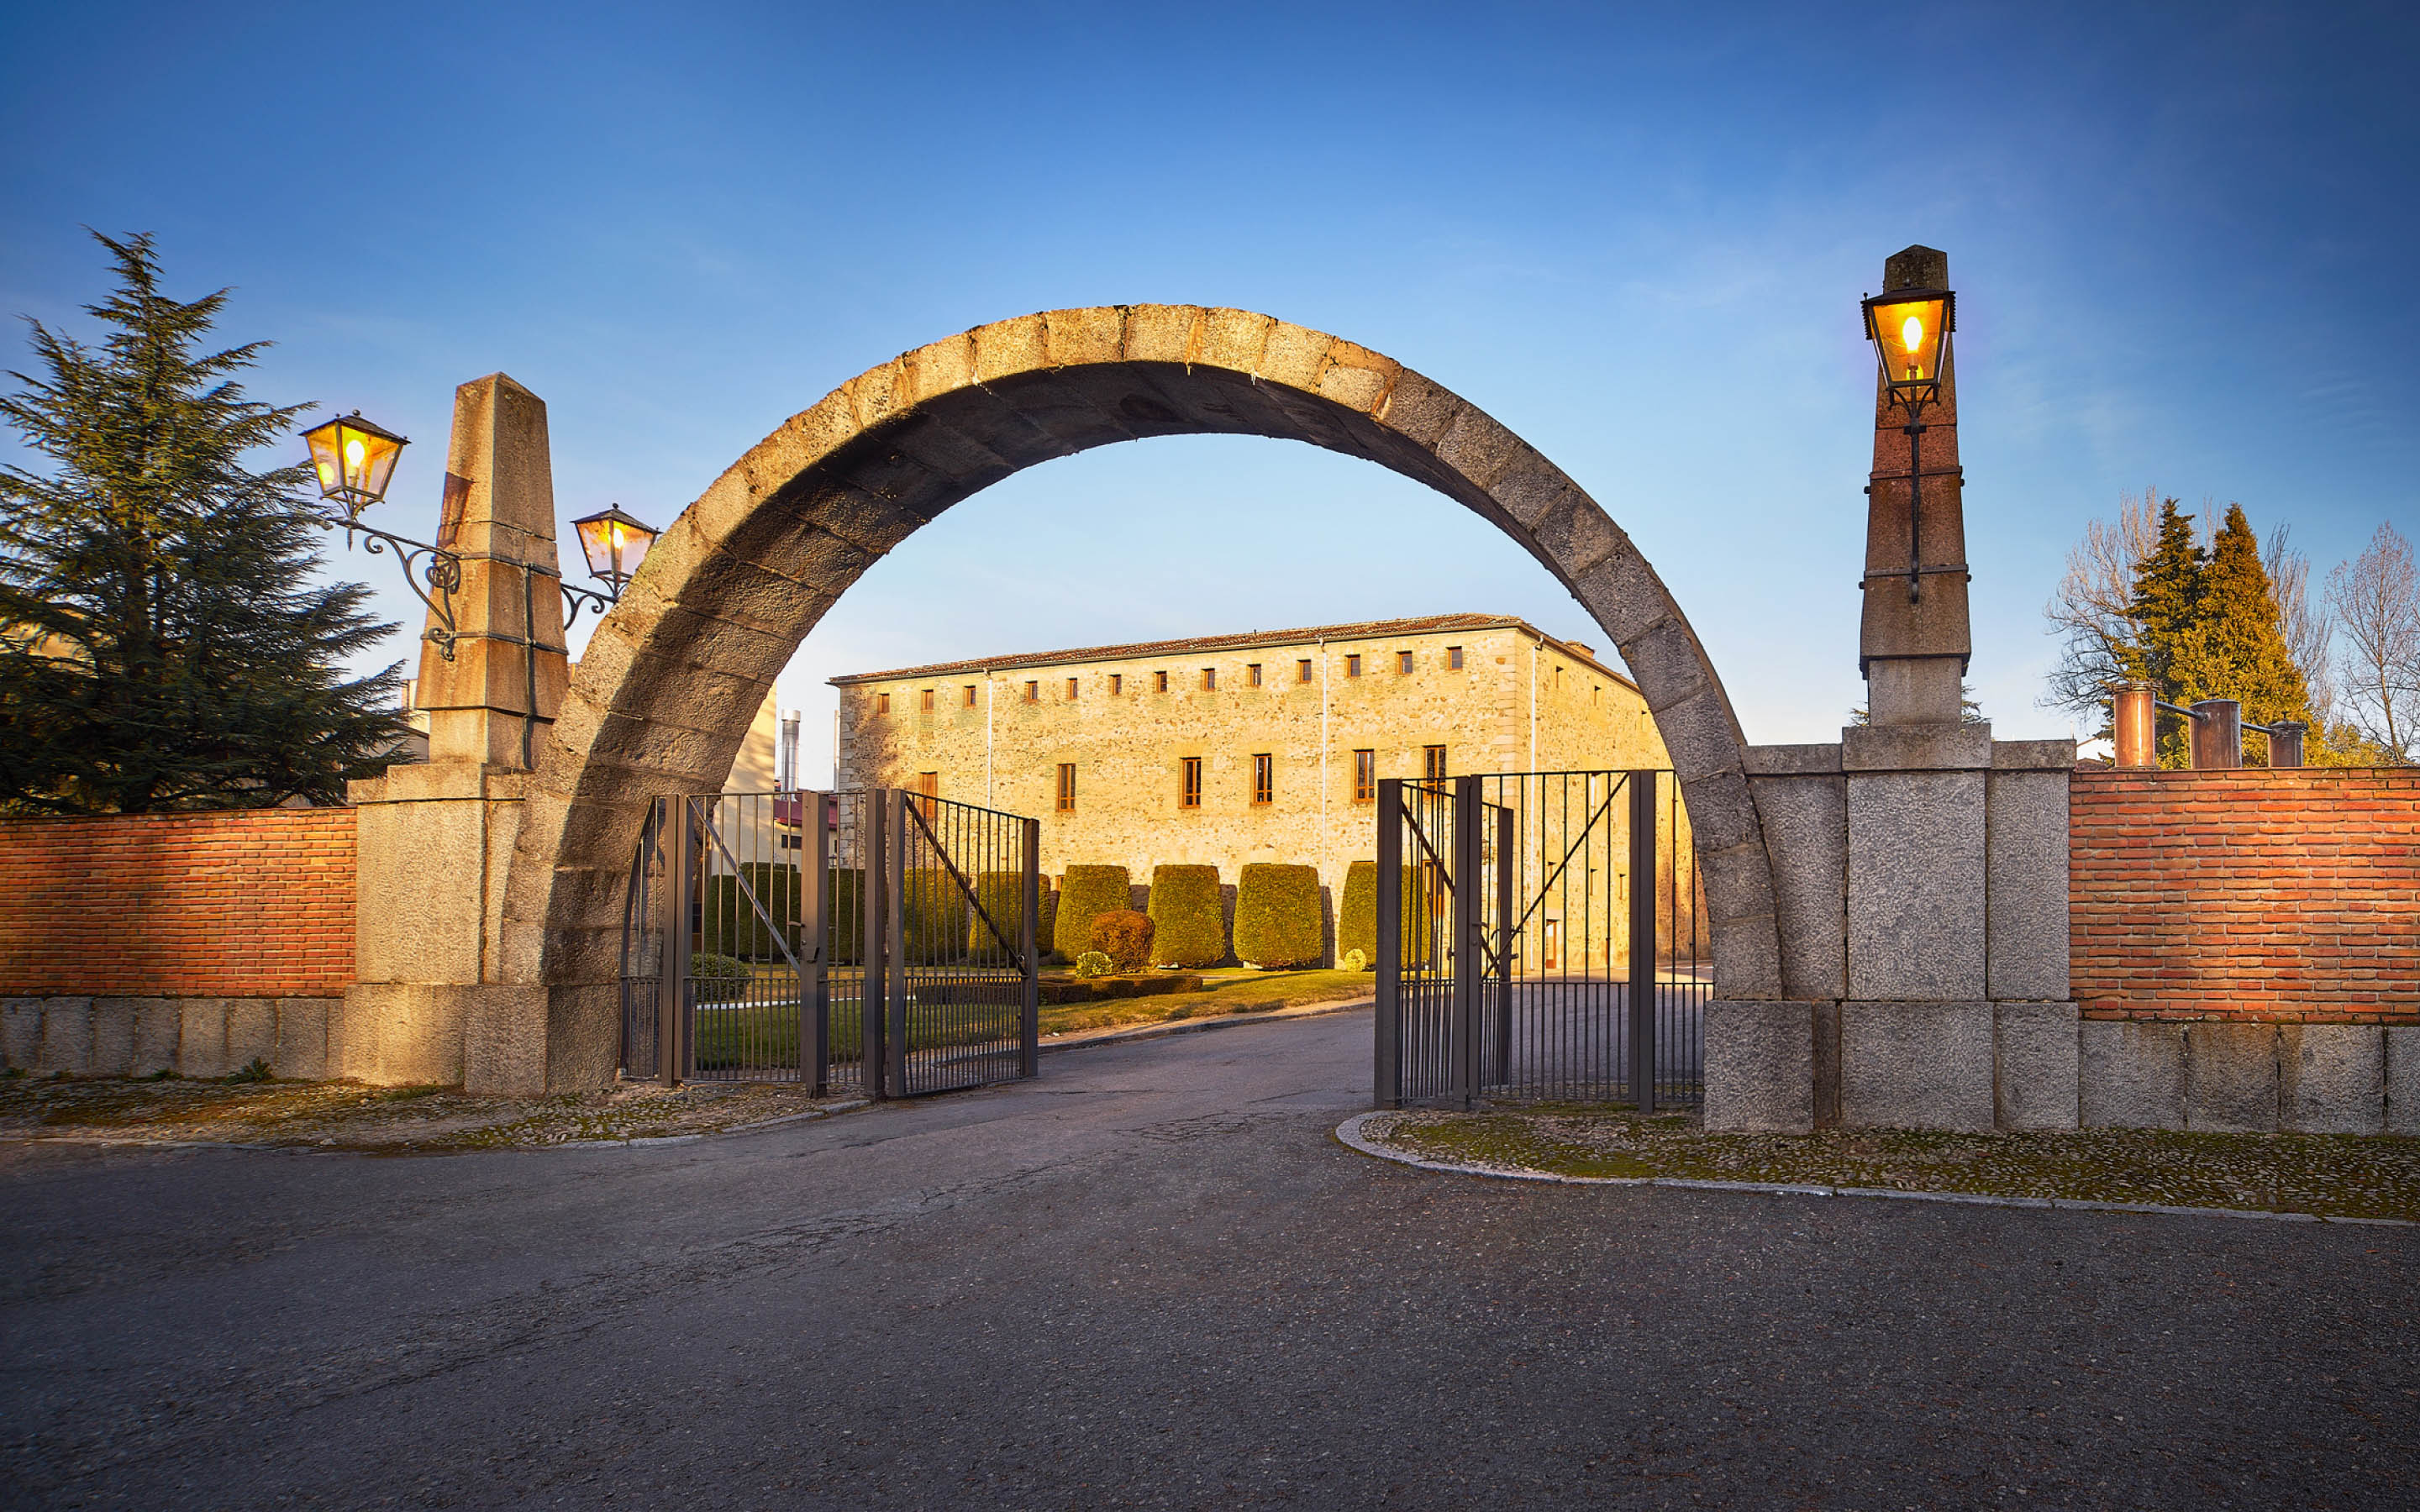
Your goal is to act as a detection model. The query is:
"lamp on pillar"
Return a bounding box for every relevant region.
[562,505,660,628]
[298,411,466,659]
[1860,284,1956,602]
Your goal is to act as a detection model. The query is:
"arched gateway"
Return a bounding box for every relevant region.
[490,307,1781,1090]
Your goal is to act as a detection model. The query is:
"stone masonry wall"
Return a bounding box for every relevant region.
[2070,767,2419,1026]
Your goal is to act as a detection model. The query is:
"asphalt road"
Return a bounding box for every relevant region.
[3,1008,2414,1510]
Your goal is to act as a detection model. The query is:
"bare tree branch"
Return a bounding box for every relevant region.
[2041,485,2160,722]
[2326,522,2420,763]
[2265,520,2335,731]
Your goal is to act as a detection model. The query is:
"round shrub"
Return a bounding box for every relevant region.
[1234,863,1323,969]
[1146,864,1226,967]
[1343,948,1368,972]
[1090,909,1155,972]
[1054,865,1132,960]
[1072,950,1114,979]
[690,952,751,1003]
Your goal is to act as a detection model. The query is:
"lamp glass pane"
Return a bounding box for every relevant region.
[575,514,616,578]
[1867,295,1947,388]
[610,519,653,578]
[357,431,402,502]
[303,424,343,497]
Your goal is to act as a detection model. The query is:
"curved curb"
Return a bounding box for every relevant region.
[1334,1113,2419,1227]
[1039,996,1371,1056]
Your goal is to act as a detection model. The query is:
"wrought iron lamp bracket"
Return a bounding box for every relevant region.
[560,580,624,631]
[316,512,466,661]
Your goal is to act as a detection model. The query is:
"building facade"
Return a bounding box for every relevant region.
[830,614,1671,924]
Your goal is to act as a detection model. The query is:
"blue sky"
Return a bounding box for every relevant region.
[3,2,2413,778]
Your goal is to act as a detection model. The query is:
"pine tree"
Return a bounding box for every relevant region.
[0,232,403,812]
[2175,504,2312,764]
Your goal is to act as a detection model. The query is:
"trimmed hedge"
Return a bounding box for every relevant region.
[899,867,965,963]
[967,871,1034,963]
[1334,858,1434,968]
[1054,865,1131,960]
[1090,909,1155,972]
[704,863,805,961]
[1234,863,1323,969]
[1146,864,1226,967]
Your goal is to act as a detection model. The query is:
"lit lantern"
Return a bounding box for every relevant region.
[299,411,409,518]
[570,505,659,594]
[1860,286,1954,410]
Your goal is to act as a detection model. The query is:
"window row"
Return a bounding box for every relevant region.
[867,645,1470,713]
[1044,746,1444,811]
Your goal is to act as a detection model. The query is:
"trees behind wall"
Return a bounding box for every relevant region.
[2044,488,2407,766]
[0,233,402,812]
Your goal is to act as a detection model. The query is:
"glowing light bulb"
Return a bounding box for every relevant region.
[316,461,336,486]
[609,523,626,549]
[344,436,366,468]
[1900,314,1924,354]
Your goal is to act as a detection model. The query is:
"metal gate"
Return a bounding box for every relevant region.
[1374,769,1709,1110]
[619,788,1039,1098]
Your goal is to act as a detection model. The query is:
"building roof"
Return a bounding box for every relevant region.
[829,612,1639,690]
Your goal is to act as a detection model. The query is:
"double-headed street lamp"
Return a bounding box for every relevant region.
[297,411,658,659]
[1860,283,1954,603]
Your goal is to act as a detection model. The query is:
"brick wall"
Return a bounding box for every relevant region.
[0,809,355,997]
[2070,768,2420,1025]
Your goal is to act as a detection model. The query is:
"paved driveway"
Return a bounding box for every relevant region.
[3,1009,2414,1509]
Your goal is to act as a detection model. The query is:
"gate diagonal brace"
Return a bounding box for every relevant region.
[903,797,1027,967]
[1503,779,1624,946]
[695,798,816,975]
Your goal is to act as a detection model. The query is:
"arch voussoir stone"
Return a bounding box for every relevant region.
[493,304,1786,1091]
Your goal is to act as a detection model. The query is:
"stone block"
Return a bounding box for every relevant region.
[2185,1022,2279,1131]
[37,999,92,1074]
[1653,686,1747,786]
[2280,1025,2384,1134]
[275,1000,333,1081]
[131,1000,180,1077]
[2388,1027,2420,1136]
[1565,535,1676,652]
[1841,723,1992,772]
[86,998,137,1077]
[1994,1002,2079,1131]
[464,984,552,1095]
[1748,769,1847,1003]
[2079,1021,2185,1127]
[1839,1001,1995,1131]
[1744,744,1843,776]
[1992,739,2079,771]
[1701,1000,1813,1133]
[1614,617,1710,713]
[1708,908,1783,1002]
[3,998,44,1069]
[1846,769,1986,1000]
[334,984,466,1086]
[1986,769,2070,1001]
[227,999,277,1075]
[177,1000,231,1079]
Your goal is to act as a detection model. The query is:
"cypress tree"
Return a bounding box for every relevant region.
[2179,504,2312,764]
[0,232,402,812]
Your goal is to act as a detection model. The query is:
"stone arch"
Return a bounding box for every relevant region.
[494,307,1781,1089]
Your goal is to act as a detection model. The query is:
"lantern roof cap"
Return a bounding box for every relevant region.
[302,408,410,445]
[1882,244,1948,291]
[570,503,654,528]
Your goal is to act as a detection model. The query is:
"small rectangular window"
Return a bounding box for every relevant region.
[1251,753,1272,806]
[1353,749,1376,803]
[963,685,976,706]
[1155,670,1170,694]
[876,692,890,715]
[1424,745,1447,782]
[1180,756,1202,809]
[1397,651,1413,675]
[1024,680,1039,701]
[1346,654,1362,677]
[1297,659,1313,683]
[1066,676,1080,700]
[1056,763,1076,812]
[1109,674,1123,696]
[914,770,939,819]
[1447,645,1464,669]
[1201,667,1216,691]
[920,688,934,711]
[1246,663,1262,687]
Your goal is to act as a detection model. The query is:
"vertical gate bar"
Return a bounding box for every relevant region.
[1020,814,1040,1079]
[1492,799,1514,1092]
[886,790,909,1095]
[1374,777,1403,1109]
[1452,774,1481,1110]
[1628,771,1658,1114]
[865,789,890,1100]
[802,790,829,1095]
[655,797,682,1087]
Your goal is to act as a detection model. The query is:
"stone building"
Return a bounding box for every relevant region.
[830,613,1672,935]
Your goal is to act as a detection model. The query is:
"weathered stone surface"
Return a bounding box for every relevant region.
[1708,908,1784,1002]
[1744,744,1843,776]
[334,984,468,1086]
[178,1000,231,1079]
[227,999,277,1074]
[1839,1001,1995,1131]
[1991,739,2079,771]
[86,998,137,1077]
[2079,1021,2185,1127]
[275,999,333,1082]
[2280,1025,2384,1134]
[1846,769,1986,1000]
[2389,1027,2420,1135]
[1841,723,1992,772]
[38,999,92,1074]
[1986,768,2070,1001]
[132,1000,180,1076]
[2,998,42,1068]
[2185,1021,2279,1131]
[1702,1000,1814,1133]
[1749,768,1846,1003]
[1994,1001,2079,1131]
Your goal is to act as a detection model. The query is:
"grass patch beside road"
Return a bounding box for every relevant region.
[1040,969,1370,1037]
[1366,1107,2420,1221]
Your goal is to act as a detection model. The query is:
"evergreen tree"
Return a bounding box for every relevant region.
[0,232,402,812]
[2177,504,2312,763]
[2121,498,2207,765]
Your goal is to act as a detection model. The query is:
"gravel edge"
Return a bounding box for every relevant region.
[1333,1111,2419,1228]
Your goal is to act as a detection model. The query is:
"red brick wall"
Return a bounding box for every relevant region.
[0,809,355,997]
[2070,768,2420,1025]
